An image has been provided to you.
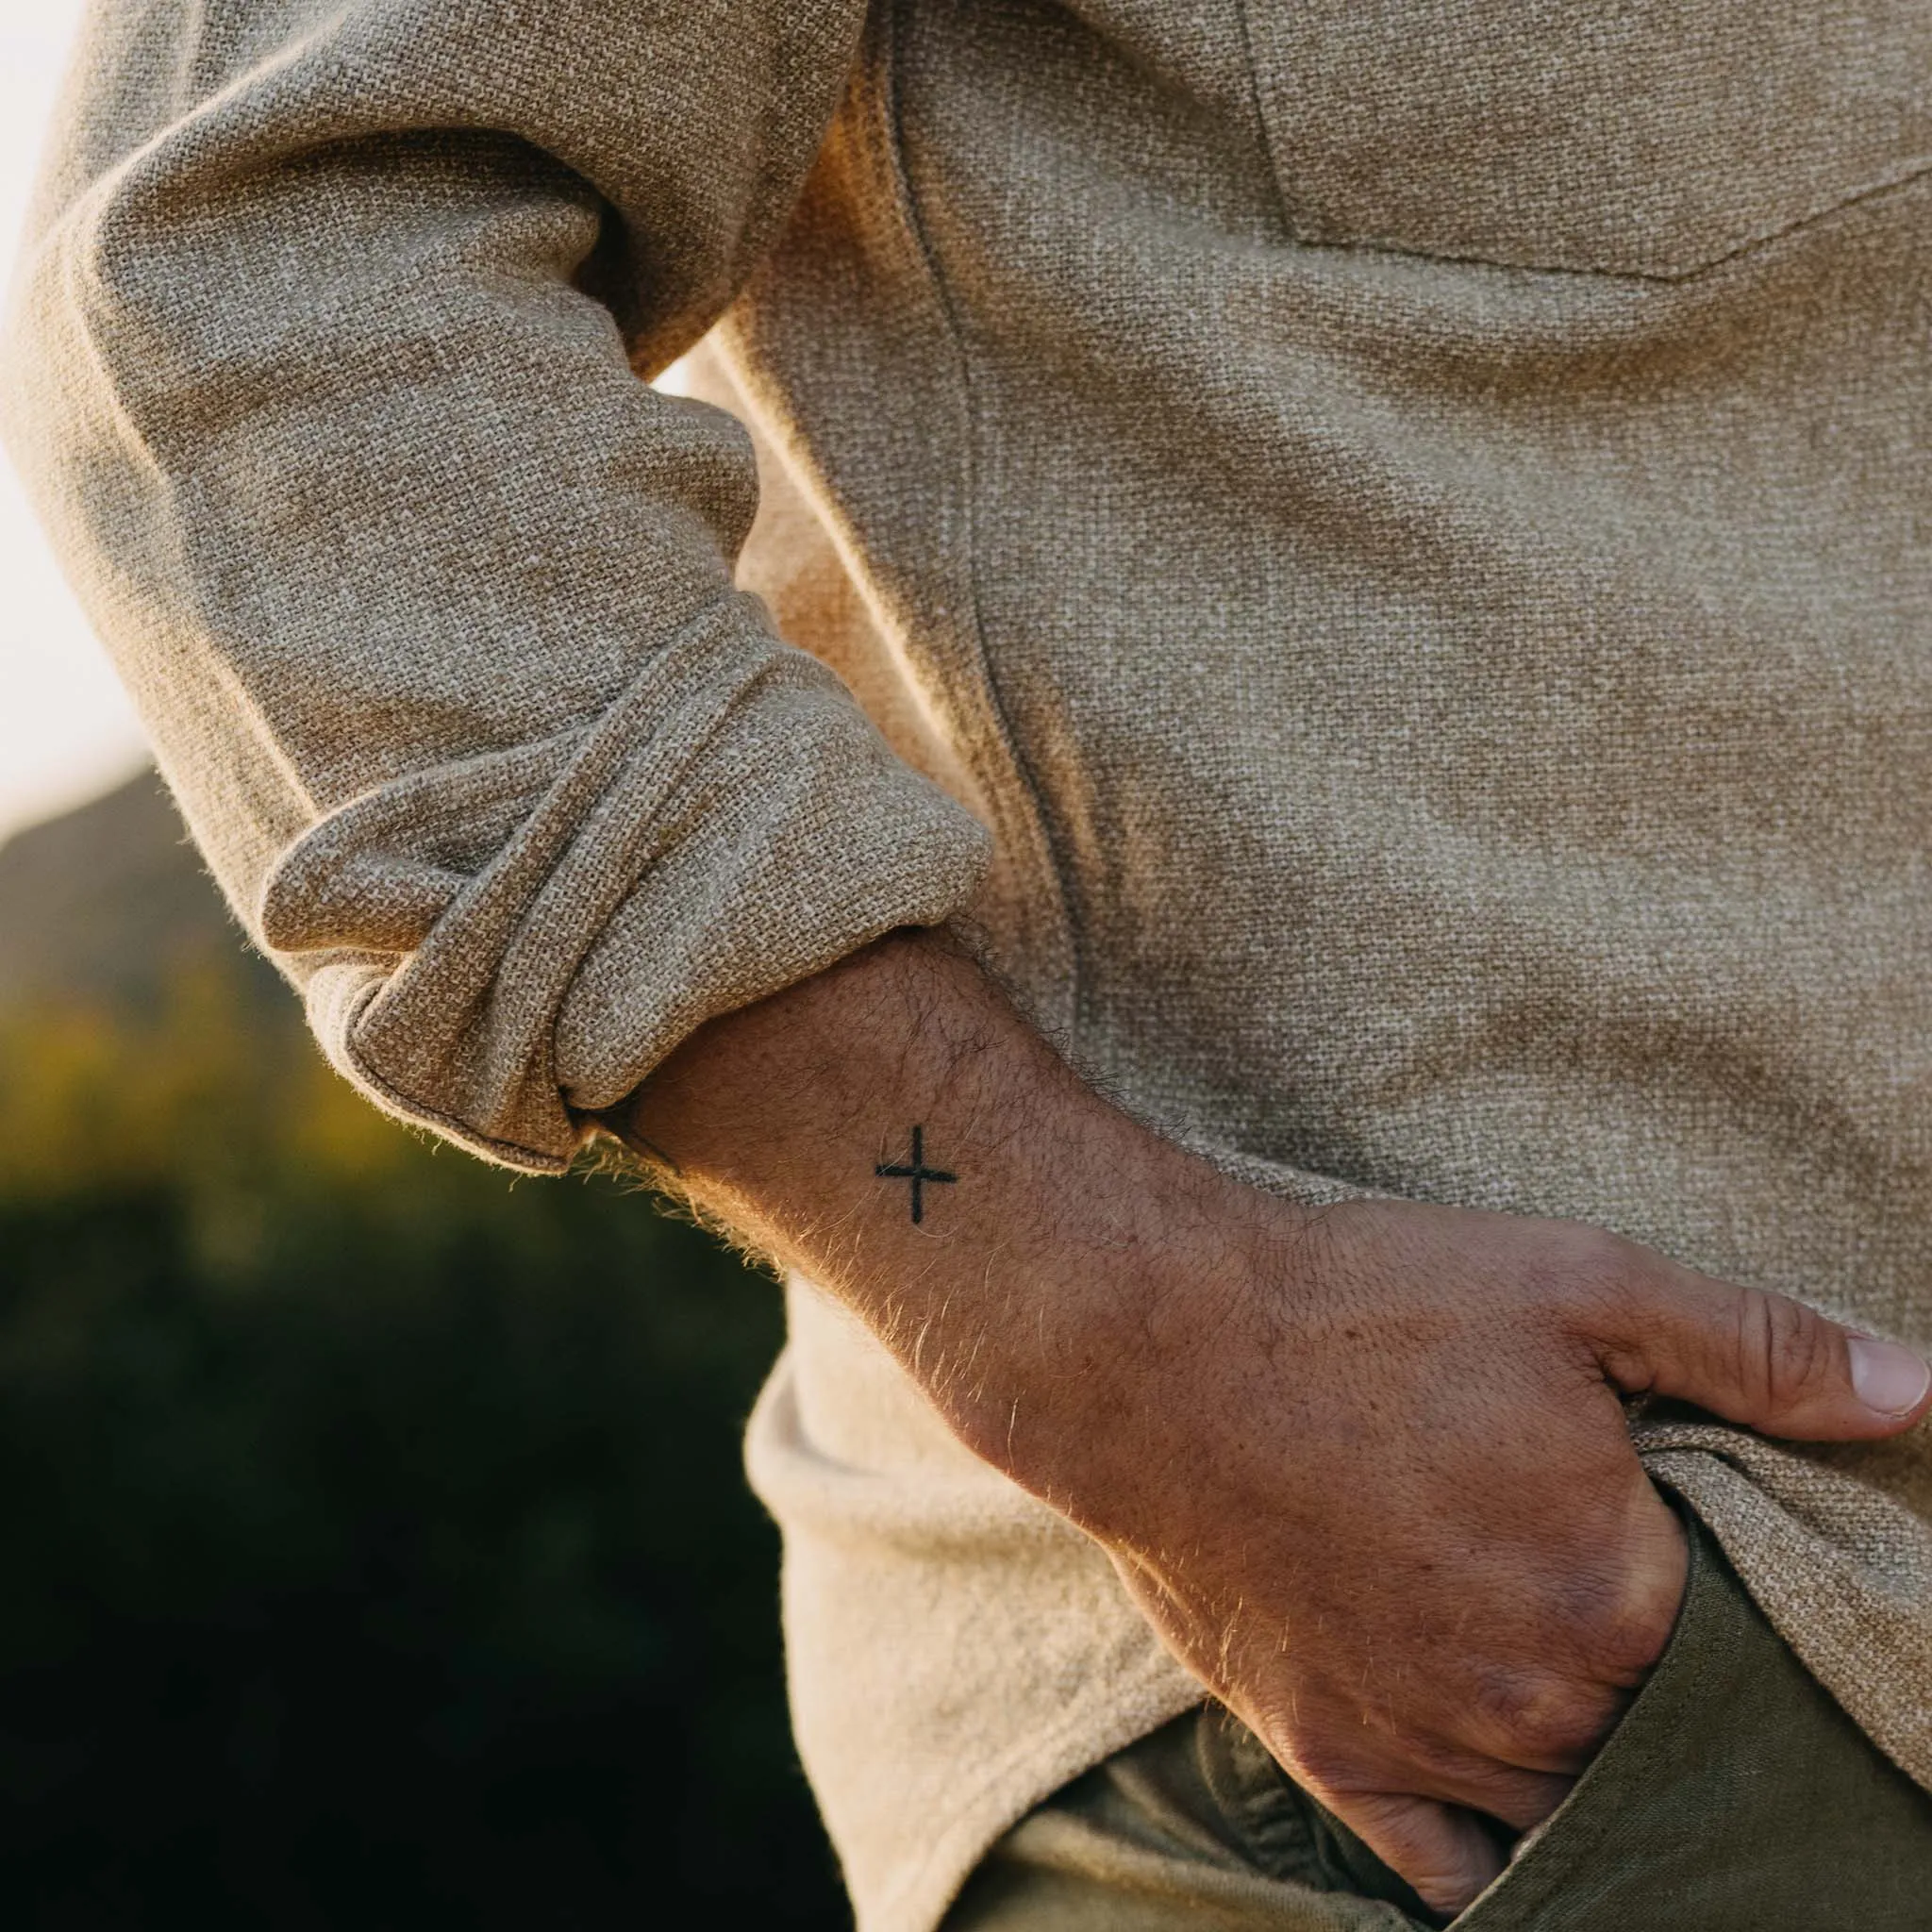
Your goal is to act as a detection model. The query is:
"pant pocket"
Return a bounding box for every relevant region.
[1199,1511,1931,1932]
[1201,1519,1716,1931]
[1198,1704,1437,1924]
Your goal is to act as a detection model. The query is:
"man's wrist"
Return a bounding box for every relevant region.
[602,925,1305,1491]
[609,928,1017,1271]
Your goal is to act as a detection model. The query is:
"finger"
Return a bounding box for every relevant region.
[1407,1749,1574,1833]
[1590,1258,1931,1441]
[1322,1788,1507,1917]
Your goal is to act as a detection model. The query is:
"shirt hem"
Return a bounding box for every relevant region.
[858,1655,1205,1932]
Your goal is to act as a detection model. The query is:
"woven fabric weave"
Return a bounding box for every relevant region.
[6,2,1930,1927]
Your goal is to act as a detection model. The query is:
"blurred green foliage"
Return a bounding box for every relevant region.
[0,782,845,1928]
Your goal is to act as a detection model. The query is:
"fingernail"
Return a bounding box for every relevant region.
[1849,1338,1932,1418]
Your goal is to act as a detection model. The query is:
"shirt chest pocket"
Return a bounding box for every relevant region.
[1241,0,1932,277]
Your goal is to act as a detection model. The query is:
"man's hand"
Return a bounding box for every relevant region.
[1038,1195,1930,1911]
[610,931,1930,1917]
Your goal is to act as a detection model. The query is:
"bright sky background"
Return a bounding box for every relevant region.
[1,0,147,845]
[0,8,698,849]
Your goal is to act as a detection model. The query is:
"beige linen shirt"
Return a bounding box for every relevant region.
[7,3,1932,1928]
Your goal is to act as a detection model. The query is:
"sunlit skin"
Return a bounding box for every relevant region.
[613,928,1932,1915]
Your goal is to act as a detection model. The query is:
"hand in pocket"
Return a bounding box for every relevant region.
[1051,1199,1930,1915]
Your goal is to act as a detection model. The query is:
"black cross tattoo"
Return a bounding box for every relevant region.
[874,1124,957,1224]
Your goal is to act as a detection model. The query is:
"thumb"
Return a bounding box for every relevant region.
[1594,1261,1931,1441]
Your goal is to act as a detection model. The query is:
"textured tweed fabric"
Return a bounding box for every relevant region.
[6,3,1931,1928]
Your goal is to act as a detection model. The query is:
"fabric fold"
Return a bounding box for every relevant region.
[1640,1419,1932,1794]
[0,0,989,1170]
[274,596,991,1168]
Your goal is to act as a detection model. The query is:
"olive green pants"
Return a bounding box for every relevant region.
[945,1524,1932,1930]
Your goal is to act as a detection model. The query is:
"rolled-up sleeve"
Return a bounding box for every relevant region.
[2,0,992,1169]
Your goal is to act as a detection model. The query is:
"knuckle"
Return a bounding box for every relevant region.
[1545,1543,1683,1680]
[1469,1670,1611,1769]
[1567,1585,1676,1686]
[1544,1225,1643,1317]
[1524,1225,1653,1366]
[1732,1289,1836,1410]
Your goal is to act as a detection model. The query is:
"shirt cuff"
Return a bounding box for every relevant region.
[271,595,993,1171]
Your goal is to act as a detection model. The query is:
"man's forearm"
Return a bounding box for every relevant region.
[607,926,1267,1476]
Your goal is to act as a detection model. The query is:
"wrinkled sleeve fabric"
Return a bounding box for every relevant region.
[2,0,992,1170]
